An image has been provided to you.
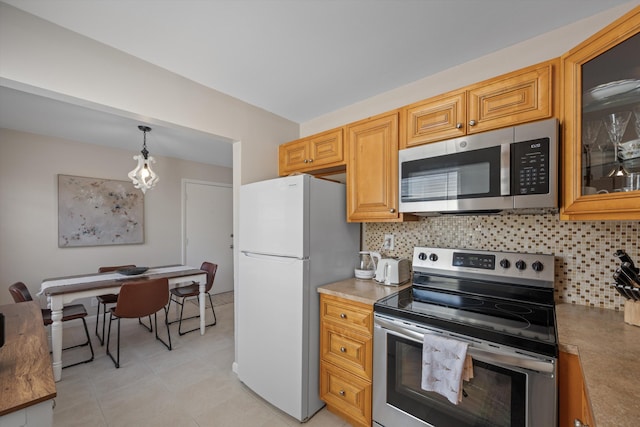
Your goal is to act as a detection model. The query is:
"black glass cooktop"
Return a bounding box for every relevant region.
[374,274,558,358]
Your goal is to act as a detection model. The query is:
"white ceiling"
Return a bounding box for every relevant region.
[0,0,634,167]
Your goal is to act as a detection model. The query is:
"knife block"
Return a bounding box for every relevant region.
[624,300,640,327]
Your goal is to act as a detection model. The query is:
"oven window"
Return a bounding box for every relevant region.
[387,334,526,427]
[401,146,501,202]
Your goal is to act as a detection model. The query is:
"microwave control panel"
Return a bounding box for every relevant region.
[512,138,549,195]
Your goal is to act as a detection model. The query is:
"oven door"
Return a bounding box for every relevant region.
[373,315,556,427]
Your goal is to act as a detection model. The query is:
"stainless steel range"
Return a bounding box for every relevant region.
[373,247,557,427]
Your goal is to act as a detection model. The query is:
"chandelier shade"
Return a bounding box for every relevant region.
[128,125,159,193]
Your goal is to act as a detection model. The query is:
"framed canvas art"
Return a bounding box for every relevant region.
[58,174,144,247]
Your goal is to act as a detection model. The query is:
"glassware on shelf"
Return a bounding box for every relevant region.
[633,104,640,138]
[581,119,602,187]
[602,111,632,177]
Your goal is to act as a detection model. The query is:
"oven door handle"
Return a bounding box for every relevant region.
[375,317,555,374]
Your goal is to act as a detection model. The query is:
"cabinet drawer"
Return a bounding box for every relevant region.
[321,323,372,379]
[320,295,373,336]
[320,361,371,427]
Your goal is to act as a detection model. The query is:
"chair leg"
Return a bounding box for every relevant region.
[95,302,109,346]
[178,296,187,335]
[166,295,180,324]
[138,315,153,333]
[61,317,95,369]
[106,313,120,368]
[207,293,217,326]
[154,308,172,351]
[95,300,101,339]
[173,293,217,336]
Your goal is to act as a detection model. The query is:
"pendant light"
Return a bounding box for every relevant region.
[128,125,159,193]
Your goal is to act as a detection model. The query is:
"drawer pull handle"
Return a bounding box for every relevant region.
[340,313,347,319]
[340,347,346,353]
[339,390,346,397]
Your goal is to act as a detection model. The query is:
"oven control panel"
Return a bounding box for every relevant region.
[413,247,555,286]
[452,252,495,270]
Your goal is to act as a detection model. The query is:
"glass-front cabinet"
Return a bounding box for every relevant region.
[561,6,640,220]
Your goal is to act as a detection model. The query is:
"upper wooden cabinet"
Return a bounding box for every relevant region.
[346,111,411,222]
[278,128,345,176]
[561,6,640,220]
[401,59,556,149]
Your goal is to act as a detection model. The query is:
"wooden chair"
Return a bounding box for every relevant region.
[95,265,136,345]
[106,278,172,368]
[9,281,94,368]
[167,261,218,335]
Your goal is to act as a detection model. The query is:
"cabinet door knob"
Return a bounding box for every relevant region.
[340,313,347,319]
[389,208,396,213]
[339,390,346,396]
[469,120,477,126]
[456,122,463,129]
[574,419,588,427]
[340,346,347,353]
[303,159,309,163]
[308,158,313,162]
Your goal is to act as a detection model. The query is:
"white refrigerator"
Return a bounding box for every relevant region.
[237,174,359,421]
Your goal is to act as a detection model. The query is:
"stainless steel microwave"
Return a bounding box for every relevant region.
[399,118,558,215]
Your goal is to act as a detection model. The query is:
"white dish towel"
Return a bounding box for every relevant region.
[421,333,473,405]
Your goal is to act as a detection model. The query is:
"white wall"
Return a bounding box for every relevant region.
[0,2,299,365]
[300,2,639,135]
[0,128,232,306]
[0,3,299,177]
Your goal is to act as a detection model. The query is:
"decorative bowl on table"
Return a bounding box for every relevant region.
[116,267,149,276]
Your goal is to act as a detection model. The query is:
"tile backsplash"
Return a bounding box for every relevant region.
[363,213,639,311]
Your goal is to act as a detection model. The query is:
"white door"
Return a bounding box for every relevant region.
[184,181,233,294]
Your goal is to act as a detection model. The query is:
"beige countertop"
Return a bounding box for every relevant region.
[317,277,411,305]
[556,303,640,427]
[319,280,640,427]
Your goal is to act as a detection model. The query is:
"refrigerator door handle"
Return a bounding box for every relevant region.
[241,251,307,261]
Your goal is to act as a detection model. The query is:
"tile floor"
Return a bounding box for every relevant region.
[53,297,349,427]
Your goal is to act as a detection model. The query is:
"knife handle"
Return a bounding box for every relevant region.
[615,250,638,272]
[613,283,631,299]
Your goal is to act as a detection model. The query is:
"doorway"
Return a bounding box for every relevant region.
[183,180,233,294]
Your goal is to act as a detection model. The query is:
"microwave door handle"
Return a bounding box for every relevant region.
[501,143,510,196]
[375,317,554,373]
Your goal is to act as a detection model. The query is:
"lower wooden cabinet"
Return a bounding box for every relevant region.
[319,294,374,427]
[320,362,372,427]
[558,351,595,427]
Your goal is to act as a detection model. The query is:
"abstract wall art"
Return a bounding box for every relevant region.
[58,174,144,247]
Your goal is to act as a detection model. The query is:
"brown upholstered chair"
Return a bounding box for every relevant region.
[106,278,172,368]
[9,281,94,368]
[96,265,153,345]
[167,261,218,336]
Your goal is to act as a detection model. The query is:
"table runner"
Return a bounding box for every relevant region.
[38,265,196,295]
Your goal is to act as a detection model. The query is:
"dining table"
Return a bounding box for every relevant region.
[38,265,207,381]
